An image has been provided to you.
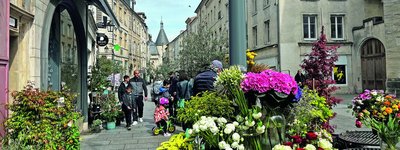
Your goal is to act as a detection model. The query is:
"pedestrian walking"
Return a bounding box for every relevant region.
[121,86,137,130]
[192,60,223,96]
[129,70,148,123]
[158,80,174,119]
[151,74,164,106]
[295,69,306,88]
[177,72,192,105]
[118,75,131,103]
[168,72,179,118]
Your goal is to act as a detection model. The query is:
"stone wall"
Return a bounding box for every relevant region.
[383,0,400,95]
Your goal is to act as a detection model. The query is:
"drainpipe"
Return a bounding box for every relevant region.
[276,0,281,72]
[228,0,247,68]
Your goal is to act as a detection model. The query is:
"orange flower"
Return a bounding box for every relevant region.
[385,95,393,99]
[384,101,391,106]
[385,107,393,114]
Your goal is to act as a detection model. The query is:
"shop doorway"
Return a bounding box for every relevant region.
[361,38,386,90]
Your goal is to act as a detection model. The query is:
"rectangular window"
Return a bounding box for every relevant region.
[331,15,344,40]
[263,0,269,7]
[253,0,257,13]
[303,15,317,40]
[253,26,258,47]
[264,20,270,44]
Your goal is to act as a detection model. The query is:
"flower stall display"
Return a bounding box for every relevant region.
[351,90,400,150]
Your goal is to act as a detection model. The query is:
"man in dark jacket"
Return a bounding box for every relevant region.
[118,75,131,103]
[129,70,148,123]
[168,72,179,118]
[193,60,223,96]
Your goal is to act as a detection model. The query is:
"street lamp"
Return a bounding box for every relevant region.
[106,21,116,90]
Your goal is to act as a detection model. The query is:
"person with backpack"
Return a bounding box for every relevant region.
[177,72,192,107]
[152,74,164,105]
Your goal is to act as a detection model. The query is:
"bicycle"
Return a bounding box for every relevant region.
[152,117,176,135]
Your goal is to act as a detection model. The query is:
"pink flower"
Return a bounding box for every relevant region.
[355,120,362,128]
[241,70,298,95]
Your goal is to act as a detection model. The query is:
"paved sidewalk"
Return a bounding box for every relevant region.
[81,85,183,150]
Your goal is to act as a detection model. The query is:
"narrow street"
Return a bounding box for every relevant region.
[81,100,182,150]
[81,85,183,150]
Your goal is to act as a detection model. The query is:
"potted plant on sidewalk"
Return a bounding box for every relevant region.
[91,119,102,133]
[99,93,120,130]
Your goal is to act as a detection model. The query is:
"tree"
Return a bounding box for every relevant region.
[90,57,123,91]
[300,26,342,106]
[179,26,229,77]
[300,26,342,133]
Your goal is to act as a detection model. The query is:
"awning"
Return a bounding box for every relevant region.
[89,0,120,28]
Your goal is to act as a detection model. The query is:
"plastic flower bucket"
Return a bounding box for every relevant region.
[106,122,116,130]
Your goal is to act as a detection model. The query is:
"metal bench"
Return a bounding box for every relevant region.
[336,131,380,150]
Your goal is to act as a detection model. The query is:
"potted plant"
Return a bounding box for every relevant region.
[91,119,102,133]
[99,93,120,130]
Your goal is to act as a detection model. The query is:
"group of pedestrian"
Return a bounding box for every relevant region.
[117,70,148,130]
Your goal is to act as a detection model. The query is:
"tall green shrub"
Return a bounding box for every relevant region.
[3,85,81,149]
[177,92,235,124]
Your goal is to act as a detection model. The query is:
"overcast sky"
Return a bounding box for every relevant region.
[135,0,200,42]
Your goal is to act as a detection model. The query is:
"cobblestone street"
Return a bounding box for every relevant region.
[81,100,183,150]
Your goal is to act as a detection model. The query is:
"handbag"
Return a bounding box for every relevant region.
[178,81,189,108]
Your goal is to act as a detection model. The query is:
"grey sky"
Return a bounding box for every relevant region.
[135,0,200,42]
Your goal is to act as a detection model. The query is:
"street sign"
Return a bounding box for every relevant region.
[114,44,121,51]
[96,34,109,46]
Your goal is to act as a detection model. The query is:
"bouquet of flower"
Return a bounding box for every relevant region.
[190,116,245,150]
[351,90,400,149]
[273,130,334,150]
[241,70,298,95]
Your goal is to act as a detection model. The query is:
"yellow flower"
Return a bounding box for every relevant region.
[392,104,399,110]
[385,107,393,114]
[383,111,388,116]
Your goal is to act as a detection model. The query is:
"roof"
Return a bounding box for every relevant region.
[149,41,159,55]
[155,21,169,46]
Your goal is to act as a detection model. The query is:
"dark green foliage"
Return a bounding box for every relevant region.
[90,57,123,91]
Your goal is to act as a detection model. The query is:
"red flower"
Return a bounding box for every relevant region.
[318,148,324,150]
[291,135,302,143]
[306,131,318,140]
[296,148,305,150]
[283,141,293,147]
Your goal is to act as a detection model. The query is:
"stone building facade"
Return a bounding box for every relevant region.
[95,0,149,76]
[4,0,119,131]
[247,0,400,94]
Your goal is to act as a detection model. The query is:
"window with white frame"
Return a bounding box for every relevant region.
[331,15,344,40]
[253,26,258,47]
[303,15,317,40]
[264,20,270,44]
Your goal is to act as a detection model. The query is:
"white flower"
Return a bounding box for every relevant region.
[188,129,193,135]
[226,123,235,131]
[371,91,378,96]
[193,123,200,133]
[272,144,293,150]
[219,141,227,149]
[232,133,240,142]
[377,96,384,102]
[224,144,232,150]
[67,120,73,127]
[240,137,244,142]
[200,125,208,131]
[355,100,364,105]
[224,127,233,134]
[236,115,244,122]
[241,125,249,130]
[201,116,207,120]
[231,142,239,148]
[237,144,245,150]
[58,97,65,103]
[210,126,219,134]
[256,125,265,134]
[304,144,316,150]
[318,138,333,150]
[252,112,262,120]
[233,121,239,127]
[245,120,255,127]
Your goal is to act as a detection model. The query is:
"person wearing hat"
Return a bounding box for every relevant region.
[192,60,223,96]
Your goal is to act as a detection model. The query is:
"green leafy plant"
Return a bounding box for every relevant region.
[90,57,123,91]
[3,84,81,149]
[91,119,102,128]
[177,92,235,124]
[98,93,120,122]
[287,88,334,136]
[364,115,400,150]
[157,132,194,150]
